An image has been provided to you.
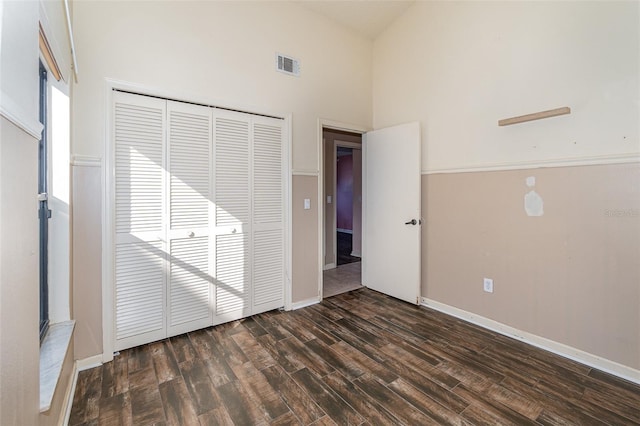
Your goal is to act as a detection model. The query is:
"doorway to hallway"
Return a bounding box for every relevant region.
[322,127,362,297]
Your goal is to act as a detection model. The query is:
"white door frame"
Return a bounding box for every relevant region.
[332,141,362,271]
[103,78,292,363]
[317,119,368,301]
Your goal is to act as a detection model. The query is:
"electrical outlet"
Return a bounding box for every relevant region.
[483,278,494,293]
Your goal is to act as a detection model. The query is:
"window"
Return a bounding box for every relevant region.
[38,61,50,342]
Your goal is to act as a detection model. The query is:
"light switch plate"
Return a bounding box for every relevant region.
[304,198,311,210]
[327,195,332,204]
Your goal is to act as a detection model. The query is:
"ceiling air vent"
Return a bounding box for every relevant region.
[276,53,300,77]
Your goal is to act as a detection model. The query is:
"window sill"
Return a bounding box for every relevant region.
[40,320,75,413]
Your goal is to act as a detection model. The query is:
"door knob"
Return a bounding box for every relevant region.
[405,219,417,225]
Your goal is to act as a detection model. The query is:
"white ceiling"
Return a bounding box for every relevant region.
[298,1,415,40]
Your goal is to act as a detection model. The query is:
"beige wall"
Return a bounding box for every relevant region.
[71,1,373,357]
[423,163,640,370]
[0,117,40,426]
[72,1,372,170]
[373,1,639,171]
[292,175,319,302]
[374,1,640,372]
[1,0,75,422]
[72,164,103,359]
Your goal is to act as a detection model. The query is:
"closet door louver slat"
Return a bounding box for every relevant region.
[113,92,167,350]
[213,112,252,320]
[112,92,286,351]
[252,120,285,310]
[167,101,213,336]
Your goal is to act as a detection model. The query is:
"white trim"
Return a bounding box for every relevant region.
[323,263,336,271]
[61,361,79,426]
[285,114,293,311]
[423,153,640,175]
[63,0,78,82]
[421,297,640,385]
[0,90,43,140]
[319,119,368,136]
[332,142,337,265]
[103,78,287,120]
[350,250,361,257]
[70,155,101,167]
[334,140,362,149]
[291,296,321,310]
[337,228,353,234]
[102,81,115,363]
[292,169,319,176]
[76,354,103,371]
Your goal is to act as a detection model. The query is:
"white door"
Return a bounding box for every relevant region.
[113,92,167,350]
[362,122,421,304]
[166,101,213,336]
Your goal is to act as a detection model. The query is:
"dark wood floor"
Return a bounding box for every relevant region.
[70,288,640,425]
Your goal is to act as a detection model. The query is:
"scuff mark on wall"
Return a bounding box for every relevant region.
[525,176,544,216]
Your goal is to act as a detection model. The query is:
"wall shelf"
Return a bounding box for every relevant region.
[499,107,571,126]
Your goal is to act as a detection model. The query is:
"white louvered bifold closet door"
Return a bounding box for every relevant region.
[166,101,213,336]
[112,91,286,351]
[113,92,167,350]
[252,116,285,311]
[212,110,252,323]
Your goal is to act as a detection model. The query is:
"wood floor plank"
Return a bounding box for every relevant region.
[127,365,157,391]
[180,360,223,415]
[291,368,364,425]
[169,333,198,364]
[353,373,438,425]
[380,357,468,413]
[230,361,290,420]
[231,328,276,370]
[126,344,153,372]
[158,378,199,426]
[98,392,132,426]
[270,411,303,426]
[322,371,402,425]
[327,340,396,384]
[261,365,325,424]
[387,378,467,425]
[279,336,335,377]
[69,366,102,425]
[150,340,181,384]
[258,333,306,374]
[500,376,607,426]
[305,338,364,381]
[130,384,166,425]
[70,288,640,426]
[454,383,538,426]
[207,326,250,369]
[197,407,235,426]
[290,311,339,345]
[216,380,270,426]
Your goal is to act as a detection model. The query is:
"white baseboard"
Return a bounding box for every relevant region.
[350,250,361,257]
[421,297,640,385]
[323,263,336,270]
[291,296,320,310]
[60,361,79,426]
[337,228,353,234]
[76,354,103,371]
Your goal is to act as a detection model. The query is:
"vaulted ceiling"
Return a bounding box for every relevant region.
[298,1,415,40]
